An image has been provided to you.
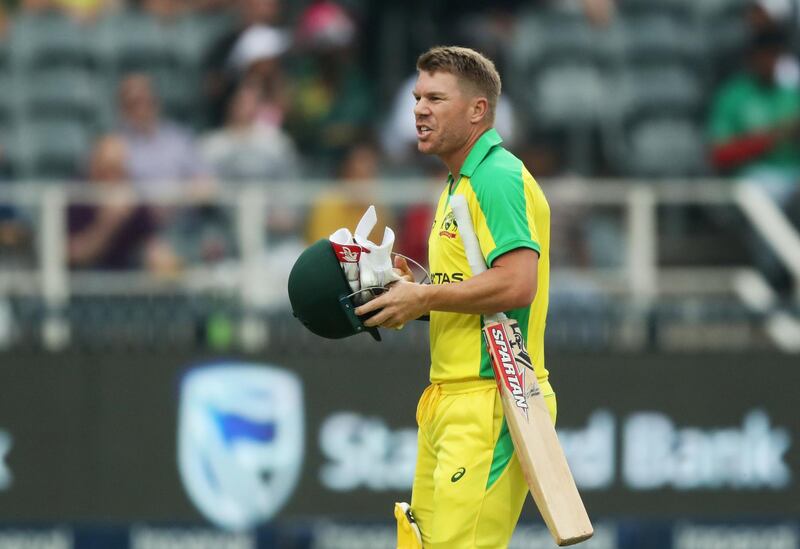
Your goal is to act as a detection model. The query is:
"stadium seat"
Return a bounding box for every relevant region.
[698,4,750,81]
[23,68,102,125]
[14,120,92,179]
[610,65,705,119]
[531,62,607,128]
[0,123,18,172]
[0,37,9,71]
[9,13,95,70]
[96,11,178,73]
[173,12,236,70]
[511,8,623,72]
[617,0,697,20]
[691,0,750,20]
[0,71,20,125]
[618,116,708,177]
[620,13,705,67]
[136,66,199,126]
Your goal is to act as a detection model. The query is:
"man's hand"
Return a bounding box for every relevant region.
[355,280,429,329]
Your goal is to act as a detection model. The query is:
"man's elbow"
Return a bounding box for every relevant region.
[506,279,537,310]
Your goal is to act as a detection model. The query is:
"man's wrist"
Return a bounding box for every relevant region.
[420,282,438,314]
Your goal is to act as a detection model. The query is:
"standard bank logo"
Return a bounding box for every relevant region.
[178,362,304,530]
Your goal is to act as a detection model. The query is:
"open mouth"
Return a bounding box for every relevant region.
[416,124,433,139]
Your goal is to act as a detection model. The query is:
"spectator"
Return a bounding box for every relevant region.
[67,135,157,270]
[117,73,212,194]
[305,140,393,243]
[226,25,291,129]
[747,0,800,89]
[0,141,30,349]
[19,0,117,22]
[139,0,186,21]
[53,0,119,23]
[709,27,800,198]
[115,74,236,274]
[580,0,615,28]
[0,152,33,270]
[748,0,800,33]
[204,0,287,127]
[709,27,800,292]
[0,5,8,38]
[18,0,56,14]
[200,82,298,182]
[286,0,373,172]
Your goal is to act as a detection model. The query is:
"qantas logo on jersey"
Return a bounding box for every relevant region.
[438,211,458,239]
[487,326,528,416]
[430,272,464,284]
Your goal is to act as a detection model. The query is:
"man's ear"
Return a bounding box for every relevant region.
[469,97,489,124]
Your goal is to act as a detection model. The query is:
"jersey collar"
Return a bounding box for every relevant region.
[459,128,503,178]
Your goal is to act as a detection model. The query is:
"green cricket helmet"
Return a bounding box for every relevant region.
[288,238,381,341]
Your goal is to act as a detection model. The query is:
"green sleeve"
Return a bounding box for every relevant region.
[471,150,540,266]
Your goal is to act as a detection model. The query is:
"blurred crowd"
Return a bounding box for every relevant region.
[0,0,799,294]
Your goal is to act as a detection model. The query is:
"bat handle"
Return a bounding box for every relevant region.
[450,195,486,276]
[450,194,505,323]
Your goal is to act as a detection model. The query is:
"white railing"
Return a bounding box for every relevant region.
[0,178,799,351]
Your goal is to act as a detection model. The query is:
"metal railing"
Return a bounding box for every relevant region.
[0,178,799,351]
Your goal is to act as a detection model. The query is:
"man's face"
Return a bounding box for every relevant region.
[751,47,781,83]
[413,70,473,158]
[119,76,159,132]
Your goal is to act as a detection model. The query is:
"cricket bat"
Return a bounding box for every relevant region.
[450,194,593,546]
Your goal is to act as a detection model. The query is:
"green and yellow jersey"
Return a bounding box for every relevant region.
[427,128,550,384]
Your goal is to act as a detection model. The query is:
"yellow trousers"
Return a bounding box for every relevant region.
[409,378,557,548]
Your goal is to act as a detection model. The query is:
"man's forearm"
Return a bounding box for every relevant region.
[423,265,536,315]
[356,248,538,329]
[423,247,538,315]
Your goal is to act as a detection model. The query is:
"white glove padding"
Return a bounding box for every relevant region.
[354,205,377,243]
[355,226,403,291]
[329,228,363,300]
[329,206,401,306]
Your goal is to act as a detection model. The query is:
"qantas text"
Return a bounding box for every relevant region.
[430,272,464,284]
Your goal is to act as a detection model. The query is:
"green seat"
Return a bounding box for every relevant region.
[611,65,704,119]
[620,13,705,67]
[97,11,178,73]
[15,120,92,179]
[172,13,236,70]
[623,116,707,177]
[10,13,95,70]
[533,62,607,127]
[0,71,22,125]
[24,68,102,124]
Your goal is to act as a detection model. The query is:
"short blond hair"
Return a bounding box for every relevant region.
[416,46,501,120]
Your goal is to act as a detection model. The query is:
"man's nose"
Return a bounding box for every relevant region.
[414,100,430,117]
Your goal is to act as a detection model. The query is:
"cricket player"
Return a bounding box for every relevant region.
[355,46,555,548]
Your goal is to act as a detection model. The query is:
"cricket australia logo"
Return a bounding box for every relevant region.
[178,362,304,530]
[439,210,458,239]
[489,326,529,416]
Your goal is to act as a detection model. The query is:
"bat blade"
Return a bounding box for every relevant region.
[484,318,593,546]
